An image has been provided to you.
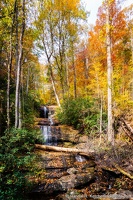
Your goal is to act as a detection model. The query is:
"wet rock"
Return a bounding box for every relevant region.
[74,160,96,169]
[32,169,95,195]
[35,118,50,126]
[58,125,79,144]
[43,181,62,194]
[58,170,95,191]
[50,116,59,126]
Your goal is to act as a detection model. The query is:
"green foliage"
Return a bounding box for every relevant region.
[57,97,107,135]
[83,111,107,135]
[0,128,43,200]
[22,92,41,129]
[57,97,91,128]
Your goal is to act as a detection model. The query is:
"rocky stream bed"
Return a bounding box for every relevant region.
[29,106,133,200]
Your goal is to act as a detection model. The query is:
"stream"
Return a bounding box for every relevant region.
[30,106,133,200]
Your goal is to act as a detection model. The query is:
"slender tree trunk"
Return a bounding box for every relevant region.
[7,0,16,129]
[106,0,114,145]
[26,65,30,95]
[72,42,77,99]
[66,61,70,98]
[50,66,61,107]
[85,57,89,96]
[15,0,25,128]
[100,95,103,133]
[7,34,12,130]
[42,34,61,107]
[19,92,22,128]
[15,1,19,128]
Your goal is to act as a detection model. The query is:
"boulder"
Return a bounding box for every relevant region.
[58,170,95,191]
[32,169,95,195]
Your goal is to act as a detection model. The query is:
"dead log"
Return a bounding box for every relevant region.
[120,118,133,141]
[121,118,133,135]
[35,144,94,157]
[121,124,133,141]
[113,163,133,180]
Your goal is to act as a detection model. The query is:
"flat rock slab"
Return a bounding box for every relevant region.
[33,169,95,195]
[59,169,95,191]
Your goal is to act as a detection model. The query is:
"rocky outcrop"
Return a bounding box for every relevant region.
[31,167,95,195]
[59,169,95,191]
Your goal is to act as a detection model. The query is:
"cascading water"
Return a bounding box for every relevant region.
[44,106,49,118]
[40,106,85,161]
[75,154,86,162]
[41,106,57,146]
[41,126,52,145]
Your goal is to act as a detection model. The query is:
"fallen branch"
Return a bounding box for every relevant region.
[113,163,133,180]
[120,118,133,141]
[100,165,120,175]
[121,118,133,135]
[35,144,94,157]
[121,123,133,141]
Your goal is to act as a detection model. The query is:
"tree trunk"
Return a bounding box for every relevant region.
[19,92,22,128]
[84,57,89,96]
[15,0,25,128]
[50,66,61,107]
[100,95,103,133]
[72,42,77,99]
[35,144,94,157]
[26,65,30,95]
[7,34,12,130]
[15,1,19,128]
[106,0,114,145]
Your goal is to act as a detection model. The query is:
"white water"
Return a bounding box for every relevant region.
[75,155,86,162]
[41,108,57,145]
[43,106,47,118]
[41,126,53,145]
[41,125,58,146]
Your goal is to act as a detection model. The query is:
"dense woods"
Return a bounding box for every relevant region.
[0,0,133,199]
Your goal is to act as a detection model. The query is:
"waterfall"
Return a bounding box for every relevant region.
[41,125,57,146]
[44,106,48,118]
[75,155,86,162]
[41,126,52,145]
[41,108,57,146]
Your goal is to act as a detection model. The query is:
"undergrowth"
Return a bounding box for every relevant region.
[0,128,43,200]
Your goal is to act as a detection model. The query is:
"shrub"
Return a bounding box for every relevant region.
[57,97,93,128]
[0,128,42,200]
[57,97,107,135]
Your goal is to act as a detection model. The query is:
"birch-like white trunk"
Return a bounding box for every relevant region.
[50,69,61,108]
[7,34,12,130]
[15,0,25,128]
[106,0,114,145]
[100,95,103,133]
[72,42,77,99]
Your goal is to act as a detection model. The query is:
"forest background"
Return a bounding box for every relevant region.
[0,0,133,199]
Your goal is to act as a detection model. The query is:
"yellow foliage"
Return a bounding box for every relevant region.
[54,0,80,11]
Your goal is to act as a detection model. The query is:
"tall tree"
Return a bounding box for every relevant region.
[34,0,87,104]
[106,0,114,144]
[15,0,25,128]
